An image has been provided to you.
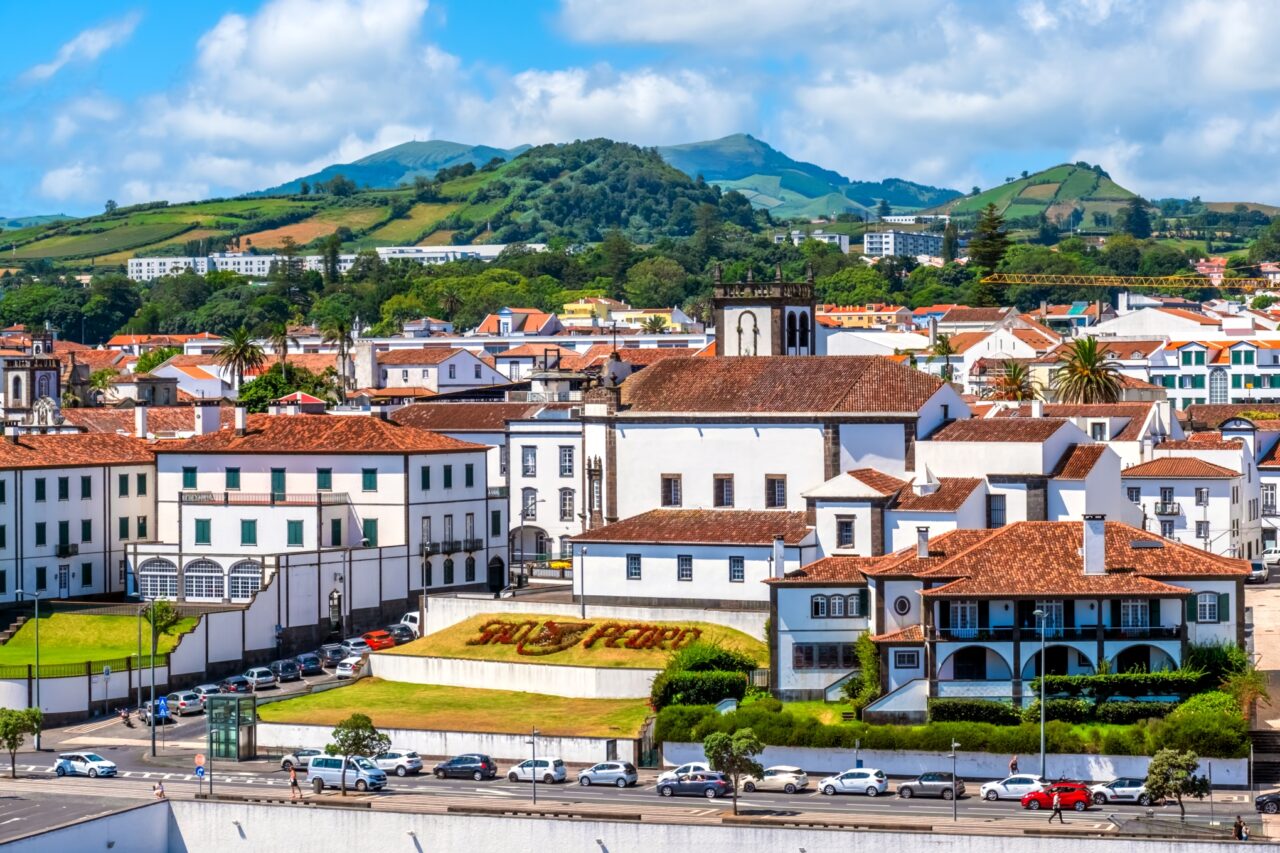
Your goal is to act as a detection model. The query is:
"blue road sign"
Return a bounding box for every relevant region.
[195,766,205,778]
[155,696,169,716]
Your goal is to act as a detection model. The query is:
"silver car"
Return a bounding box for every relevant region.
[577,761,638,787]
[341,637,372,657]
[243,667,276,689]
[373,749,423,777]
[191,684,222,707]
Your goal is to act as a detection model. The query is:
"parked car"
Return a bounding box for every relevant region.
[658,771,733,799]
[980,775,1046,801]
[139,700,172,725]
[400,611,421,638]
[1090,777,1158,806]
[341,637,372,657]
[164,691,202,716]
[335,656,364,679]
[385,624,415,645]
[506,757,567,784]
[295,653,324,677]
[244,667,276,689]
[191,684,222,707]
[577,761,638,788]
[54,752,117,778]
[1022,782,1093,811]
[657,762,710,784]
[1249,562,1270,584]
[1262,547,1280,569]
[307,755,387,792]
[220,675,253,694]
[742,765,808,794]
[433,754,497,781]
[818,767,887,796]
[280,749,323,771]
[898,771,965,800]
[1256,791,1280,814]
[362,630,397,651]
[269,659,302,682]
[317,644,346,667]
[373,749,423,777]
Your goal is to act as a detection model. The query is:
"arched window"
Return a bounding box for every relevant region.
[559,535,572,558]
[228,560,262,600]
[138,558,177,599]
[465,556,476,583]
[443,557,455,585]
[798,312,811,354]
[1210,367,1228,405]
[786,312,798,350]
[522,488,538,520]
[559,488,575,522]
[736,311,759,356]
[36,375,50,399]
[810,595,828,618]
[421,558,433,588]
[10,375,21,405]
[830,595,845,617]
[1196,591,1221,623]
[184,558,224,600]
[848,594,862,617]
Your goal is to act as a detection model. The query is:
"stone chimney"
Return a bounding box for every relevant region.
[1082,514,1106,575]
[772,534,786,579]
[916,526,930,559]
[234,407,247,436]
[5,427,18,445]
[1030,399,1044,418]
[193,405,219,435]
[134,406,148,439]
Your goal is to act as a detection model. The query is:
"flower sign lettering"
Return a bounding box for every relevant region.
[467,619,702,657]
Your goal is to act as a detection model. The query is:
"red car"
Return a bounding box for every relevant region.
[362,630,397,650]
[1021,782,1093,812]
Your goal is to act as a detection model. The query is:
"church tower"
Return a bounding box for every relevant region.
[712,264,816,357]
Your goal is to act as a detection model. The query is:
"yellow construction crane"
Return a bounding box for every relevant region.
[980,272,1271,291]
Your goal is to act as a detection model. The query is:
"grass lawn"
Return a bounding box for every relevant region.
[259,679,650,738]
[782,701,850,725]
[0,613,197,666]
[384,612,766,669]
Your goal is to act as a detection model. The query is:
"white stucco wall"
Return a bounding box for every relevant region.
[368,653,658,699]
[575,541,807,604]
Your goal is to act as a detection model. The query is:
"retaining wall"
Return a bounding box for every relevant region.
[368,652,658,699]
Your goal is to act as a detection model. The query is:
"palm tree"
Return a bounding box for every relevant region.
[640,315,668,334]
[439,284,464,319]
[927,333,957,381]
[88,368,116,404]
[267,322,301,382]
[320,314,355,403]
[214,326,266,391]
[1052,336,1122,403]
[987,360,1040,401]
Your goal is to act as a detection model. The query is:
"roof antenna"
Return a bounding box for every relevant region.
[775,263,783,282]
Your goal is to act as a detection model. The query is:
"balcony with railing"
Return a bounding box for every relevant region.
[463,538,484,552]
[1154,502,1182,515]
[441,539,462,553]
[1265,501,1278,517]
[931,625,1101,643]
[1102,624,1181,641]
[179,491,350,507]
[421,542,442,556]
[506,390,583,403]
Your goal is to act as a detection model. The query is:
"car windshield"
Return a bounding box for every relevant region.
[353,757,375,769]
[404,752,419,759]
[83,754,105,762]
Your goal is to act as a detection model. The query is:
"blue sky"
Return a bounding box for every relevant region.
[4,0,1280,216]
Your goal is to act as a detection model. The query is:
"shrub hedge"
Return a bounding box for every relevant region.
[1021,698,1092,725]
[1030,669,1204,700]
[928,698,1022,725]
[930,698,1179,726]
[664,640,757,674]
[1094,701,1179,724]
[650,670,747,710]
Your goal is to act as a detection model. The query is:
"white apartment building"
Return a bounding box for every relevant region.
[353,346,507,394]
[508,409,587,561]
[773,230,851,253]
[863,230,944,258]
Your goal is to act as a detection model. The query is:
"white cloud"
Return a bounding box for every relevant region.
[1019,1,1057,31]
[50,96,121,145]
[39,164,101,202]
[22,14,140,82]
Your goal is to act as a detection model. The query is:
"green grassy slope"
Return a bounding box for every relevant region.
[937,163,1136,223]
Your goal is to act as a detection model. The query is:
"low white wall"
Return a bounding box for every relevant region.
[258,721,634,765]
[4,802,168,852]
[663,742,1249,786]
[0,663,171,714]
[425,594,767,639]
[368,653,658,699]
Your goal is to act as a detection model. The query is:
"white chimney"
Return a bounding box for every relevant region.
[916,526,930,559]
[193,405,219,435]
[913,464,940,496]
[234,407,247,436]
[1030,399,1044,418]
[1082,514,1106,575]
[134,406,148,439]
[772,534,786,579]
[4,427,18,445]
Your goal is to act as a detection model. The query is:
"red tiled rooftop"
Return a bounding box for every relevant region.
[1051,444,1107,480]
[893,478,983,511]
[931,418,1068,442]
[164,414,485,455]
[765,555,875,585]
[391,402,554,432]
[571,509,810,546]
[1123,458,1238,479]
[375,347,461,366]
[0,433,153,469]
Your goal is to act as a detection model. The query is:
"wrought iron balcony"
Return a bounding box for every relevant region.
[441,539,462,553]
[421,542,441,556]
[463,538,484,552]
[56,543,78,558]
[1264,502,1278,517]
[1154,502,1181,515]
[179,491,349,507]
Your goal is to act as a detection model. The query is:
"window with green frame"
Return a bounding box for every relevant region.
[362,518,378,547]
[443,465,453,489]
[34,478,46,502]
[57,477,69,501]
[194,518,211,545]
[490,509,502,536]
[118,517,128,540]
[80,519,91,542]
[240,519,257,545]
[287,520,303,547]
[80,475,91,499]
[464,463,474,488]
[420,466,430,490]
[34,522,45,546]
[225,467,240,490]
[182,467,197,489]
[118,473,128,497]
[362,468,377,492]
[317,468,332,491]
[330,518,342,547]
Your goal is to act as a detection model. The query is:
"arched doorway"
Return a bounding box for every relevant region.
[938,646,1013,681]
[487,557,506,593]
[1021,645,1095,679]
[228,560,263,601]
[184,559,225,601]
[1112,644,1178,673]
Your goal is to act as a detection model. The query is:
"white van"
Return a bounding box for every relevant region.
[399,612,421,638]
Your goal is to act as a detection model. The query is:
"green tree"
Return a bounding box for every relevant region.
[967,204,1011,272]
[1221,665,1270,724]
[928,333,957,381]
[598,230,635,285]
[702,728,764,815]
[1119,196,1153,239]
[876,198,891,219]
[941,220,959,263]
[1052,336,1122,403]
[316,296,357,403]
[237,364,335,413]
[988,360,1040,401]
[625,257,686,308]
[142,600,181,669]
[213,326,266,391]
[1143,748,1210,819]
[104,199,117,214]
[1252,295,1277,311]
[134,346,181,375]
[299,181,310,196]
[326,713,390,796]
[266,322,301,381]
[88,368,116,402]
[0,708,42,778]
[640,315,668,334]
[320,234,342,285]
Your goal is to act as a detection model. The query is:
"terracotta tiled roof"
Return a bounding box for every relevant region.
[165,414,485,455]
[59,349,123,371]
[352,387,438,400]
[1155,438,1243,451]
[276,392,325,404]
[870,625,924,643]
[391,402,553,432]
[571,509,810,546]
[1118,374,1162,389]
[62,406,234,434]
[1186,404,1280,432]
[0,433,153,469]
[1123,458,1238,479]
[861,529,997,577]
[246,353,336,376]
[375,347,461,366]
[931,418,1068,442]
[620,356,946,415]
[939,307,1013,324]
[990,403,1155,441]
[1036,340,1165,363]
[764,555,875,585]
[1051,444,1107,480]
[568,344,697,370]
[847,469,909,496]
[1010,327,1058,350]
[893,478,983,511]
[476,309,554,335]
[495,343,575,360]
[1156,307,1218,325]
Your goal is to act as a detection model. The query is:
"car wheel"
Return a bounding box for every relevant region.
[616,778,627,788]
[1093,793,1107,805]
[472,771,484,782]
[660,786,674,797]
[283,761,294,771]
[88,768,98,778]
[822,785,836,796]
[1137,794,1152,806]
[580,776,592,786]
[1074,801,1087,812]
[985,790,998,801]
[899,787,913,799]
[355,780,368,792]
[55,766,66,777]
[704,787,718,799]
[1266,801,1280,815]
[942,788,954,801]
[395,766,407,777]
[543,774,554,784]
[866,786,879,797]
[436,770,446,779]
[743,782,756,793]
[784,783,797,795]
[508,773,519,782]
[1027,800,1041,810]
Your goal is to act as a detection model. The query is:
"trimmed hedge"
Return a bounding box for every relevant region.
[928,698,1022,725]
[1031,669,1204,700]
[1095,701,1179,725]
[651,670,747,710]
[1022,699,1092,724]
[931,698,1181,726]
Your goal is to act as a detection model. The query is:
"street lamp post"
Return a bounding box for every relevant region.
[1033,608,1047,779]
[526,727,540,805]
[949,740,960,822]
[17,589,41,750]
[578,545,588,619]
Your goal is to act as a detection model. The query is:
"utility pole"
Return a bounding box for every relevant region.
[1034,608,1047,779]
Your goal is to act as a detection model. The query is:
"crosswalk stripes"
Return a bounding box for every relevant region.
[61,717,126,735]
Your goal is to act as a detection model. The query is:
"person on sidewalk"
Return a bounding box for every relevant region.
[153,781,166,799]
[1009,755,1019,775]
[1233,816,1245,841]
[1049,790,1064,824]
[289,765,301,801]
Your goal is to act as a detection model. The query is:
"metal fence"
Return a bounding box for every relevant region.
[0,653,169,681]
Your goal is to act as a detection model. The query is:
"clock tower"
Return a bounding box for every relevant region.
[712,264,816,357]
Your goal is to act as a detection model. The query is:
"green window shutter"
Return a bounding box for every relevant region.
[857,589,869,617]
[0,525,8,548]
[58,521,69,546]
[1185,594,1197,623]
[317,468,332,490]
[1217,592,1230,623]
[330,519,342,547]
[421,466,430,491]
[35,479,46,501]
[241,519,257,545]
[34,523,45,546]
[118,517,128,540]
[226,468,240,489]
[287,520,303,547]
[136,474,147,496]
[1148,599,1160,626]
[443,465,453,489]
[1110,599,1121,626]
[118,474,127,497]
[939,602,951,629]
[1232,374,1242,389]
[362,468,377,491]
[490,509,501,537]
[81,520,91,542]
[183,467,197,489]
[465,463,474,488]
[194,519,210,545]
[363,519,378,547]
[57,477,68,500]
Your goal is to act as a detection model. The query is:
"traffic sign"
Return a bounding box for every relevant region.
[155,696,169,716]
[102,665,111,678]
[195,766,205,778]
[194,753,205,767]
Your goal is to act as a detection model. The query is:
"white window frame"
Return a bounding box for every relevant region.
[559,446,574,477]
[1196,592,1218,623]
[893,650,920,669]
[1120,599,1149,630]
[521,446,536,477]
[625,553,641,580]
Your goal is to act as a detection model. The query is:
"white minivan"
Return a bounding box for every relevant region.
[399,612,421,638]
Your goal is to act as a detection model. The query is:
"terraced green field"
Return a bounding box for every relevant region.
[10,222,195,260]
[363,202,462,244]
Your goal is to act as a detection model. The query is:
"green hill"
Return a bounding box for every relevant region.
[657,133,960,218]
[1,214,71,231]
[935,162,1136,226]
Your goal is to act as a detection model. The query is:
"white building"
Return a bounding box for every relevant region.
[863,230,944,258]
[356,346,508,394]
[773,230,851,253]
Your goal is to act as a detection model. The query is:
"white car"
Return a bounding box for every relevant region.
[341,637,372,656]
[1263,547,1280,568]
[980,775,1045,801]
[399,612,421,638]
[657,762,710,784]
[742,765,809,794]
[374,749,424,777]
[335,656,364,679]
[818,767,887,796]
[1089,777,1158,806]
[243,667,276,689]
[54,752,117,778]
[506,757,567,783]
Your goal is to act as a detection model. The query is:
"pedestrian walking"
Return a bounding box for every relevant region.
[1233,816,1245,841]
[1008,755,1019,775]
[153,781,166,799]
[1048,790,1064,824]
[290,765,301,801]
